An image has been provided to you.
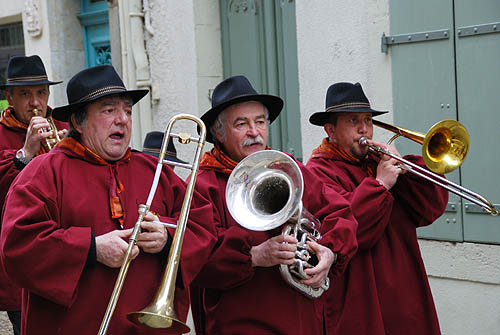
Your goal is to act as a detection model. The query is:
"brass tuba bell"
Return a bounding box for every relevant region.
[226,150,330,298]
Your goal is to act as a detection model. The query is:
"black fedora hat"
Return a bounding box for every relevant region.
[1,55,62,89]
[309,82,388,126]
[142,131,186,164]
[52,65,148,121]
[201,75,284,143]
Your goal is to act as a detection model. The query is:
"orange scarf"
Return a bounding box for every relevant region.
[199,144,272,174]
[0,107,55,155]
[0,107,27,131]
[310,137,375,177]
[199,144,239,175]
[57,137,131,228]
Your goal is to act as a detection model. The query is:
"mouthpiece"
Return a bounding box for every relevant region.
[359,137,368,146]
[32,109,39,116]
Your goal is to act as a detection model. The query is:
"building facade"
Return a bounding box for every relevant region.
[0,0,499,334]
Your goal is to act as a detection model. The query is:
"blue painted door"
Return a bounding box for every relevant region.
[78,0,111,67]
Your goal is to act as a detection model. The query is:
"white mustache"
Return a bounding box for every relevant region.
[243,136,265,147]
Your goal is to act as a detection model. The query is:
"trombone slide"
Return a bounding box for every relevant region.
[359,137,498,216]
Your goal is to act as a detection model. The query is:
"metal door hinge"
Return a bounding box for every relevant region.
[457,22,500,38]
[464,203,500,214]
[381,29,450,53]
[445,202,458,213]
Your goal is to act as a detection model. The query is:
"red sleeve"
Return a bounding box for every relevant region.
[191,170,269,289]
[0,149,21,209]
[1,165,91,307]
[307,157,394,251]
[299,163,358,276]
[392,155,449,226]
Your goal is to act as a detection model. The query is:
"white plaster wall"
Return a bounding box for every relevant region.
[147,0,221,175]
[0,2,23,22]
[421,239,500,334]
[295,0,392,161]
[147,0,200,166]
[150,0,197,123]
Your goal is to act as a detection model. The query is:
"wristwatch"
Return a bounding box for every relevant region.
[15,148,31,165]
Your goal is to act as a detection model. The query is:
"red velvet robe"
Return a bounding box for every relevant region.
[0,139,217,335]
[191,157,358,335]
[307,150,448,335]
[0,109,68,311]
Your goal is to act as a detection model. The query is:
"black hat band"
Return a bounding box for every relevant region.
[75,85,127,104]
[7,75,49,83]
[325,102,371,113]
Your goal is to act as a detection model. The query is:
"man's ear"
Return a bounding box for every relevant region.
[212,127,224,144]
[4,90,13,106]
[324,123,335,140]
[70,114,83,134]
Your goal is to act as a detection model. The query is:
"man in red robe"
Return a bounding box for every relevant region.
[307,82,448,335]
[0,55,67,335]
[0,65,217,334]
[190,75,358,334]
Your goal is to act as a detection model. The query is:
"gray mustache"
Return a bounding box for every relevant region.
[243,136,265,147]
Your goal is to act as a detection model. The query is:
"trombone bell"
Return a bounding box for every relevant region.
[127,306,189,332]
[373,119,469,175]
[364,118,497,216]
[423,120,469,174]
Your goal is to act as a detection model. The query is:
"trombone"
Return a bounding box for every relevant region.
[32,108,61,150]
[98,114,206,334]
[360,119,497,216]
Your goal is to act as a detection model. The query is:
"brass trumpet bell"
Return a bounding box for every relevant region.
[32,108,61,150]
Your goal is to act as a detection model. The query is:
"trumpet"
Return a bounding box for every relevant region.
[32,108,61,149]
[362,119,497,216]
[98,114,206,334]
[226,150,330,298]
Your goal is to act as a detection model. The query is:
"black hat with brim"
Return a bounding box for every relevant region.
[200,75,284,143]
[142,131,187,164]
[52,65,148,122]
[1,55,62,89]
[309,82,388,126]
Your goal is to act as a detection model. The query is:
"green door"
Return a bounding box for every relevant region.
[388,0,500,243]
[219,0,302,160]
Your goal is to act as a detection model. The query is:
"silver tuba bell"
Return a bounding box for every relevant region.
[226,150,330,299]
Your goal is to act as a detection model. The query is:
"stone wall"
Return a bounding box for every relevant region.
[0,312,13,335]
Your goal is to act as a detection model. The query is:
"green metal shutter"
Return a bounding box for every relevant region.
[219,0,302,160]
[454,0,500,243]
[388,0,500,243]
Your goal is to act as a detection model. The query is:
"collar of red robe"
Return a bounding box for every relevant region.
[0,106,32,132]
[0,106,58,132]
[199,143,271,175]
[0,106,53,155]
[309,137,376,177]
[55,137,129,227]
[55,137,131,165]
